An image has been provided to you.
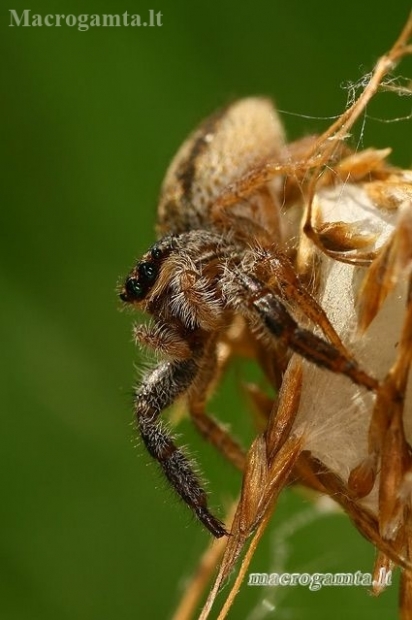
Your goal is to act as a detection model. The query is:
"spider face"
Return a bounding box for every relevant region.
[120,98,378,538]
[120,261,158,302]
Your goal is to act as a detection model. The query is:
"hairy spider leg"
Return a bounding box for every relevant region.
[231,268,378,392]
[135,357,228,537]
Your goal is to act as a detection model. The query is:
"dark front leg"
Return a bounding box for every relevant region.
[135,359,228,537]
[229,267,377,391]
[253,293,378,391]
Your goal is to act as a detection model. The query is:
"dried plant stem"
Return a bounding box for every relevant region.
[216,509,273,620]
[172,502,238,620]
[311,11,412,165]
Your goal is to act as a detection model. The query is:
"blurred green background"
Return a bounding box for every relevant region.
[2,1,412,619]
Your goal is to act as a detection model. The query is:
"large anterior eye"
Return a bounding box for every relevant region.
[121,277,145,301]
[139,261,158,282]
[119,260,160,303]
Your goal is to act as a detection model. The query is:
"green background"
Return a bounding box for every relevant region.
[2,1,412,619]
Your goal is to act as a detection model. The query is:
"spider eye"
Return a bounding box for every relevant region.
[139,261,158,281]
[120,260,160,303]
[124,277,144,300]
[151,246,162,260]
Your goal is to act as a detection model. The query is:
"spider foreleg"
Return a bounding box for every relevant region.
[227,268,378,391]
[135,358,228,537]
[254,293,378,390]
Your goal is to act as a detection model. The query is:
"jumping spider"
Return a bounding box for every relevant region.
[119,98,378,538]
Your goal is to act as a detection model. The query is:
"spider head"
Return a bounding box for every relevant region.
[119,244,166,304]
